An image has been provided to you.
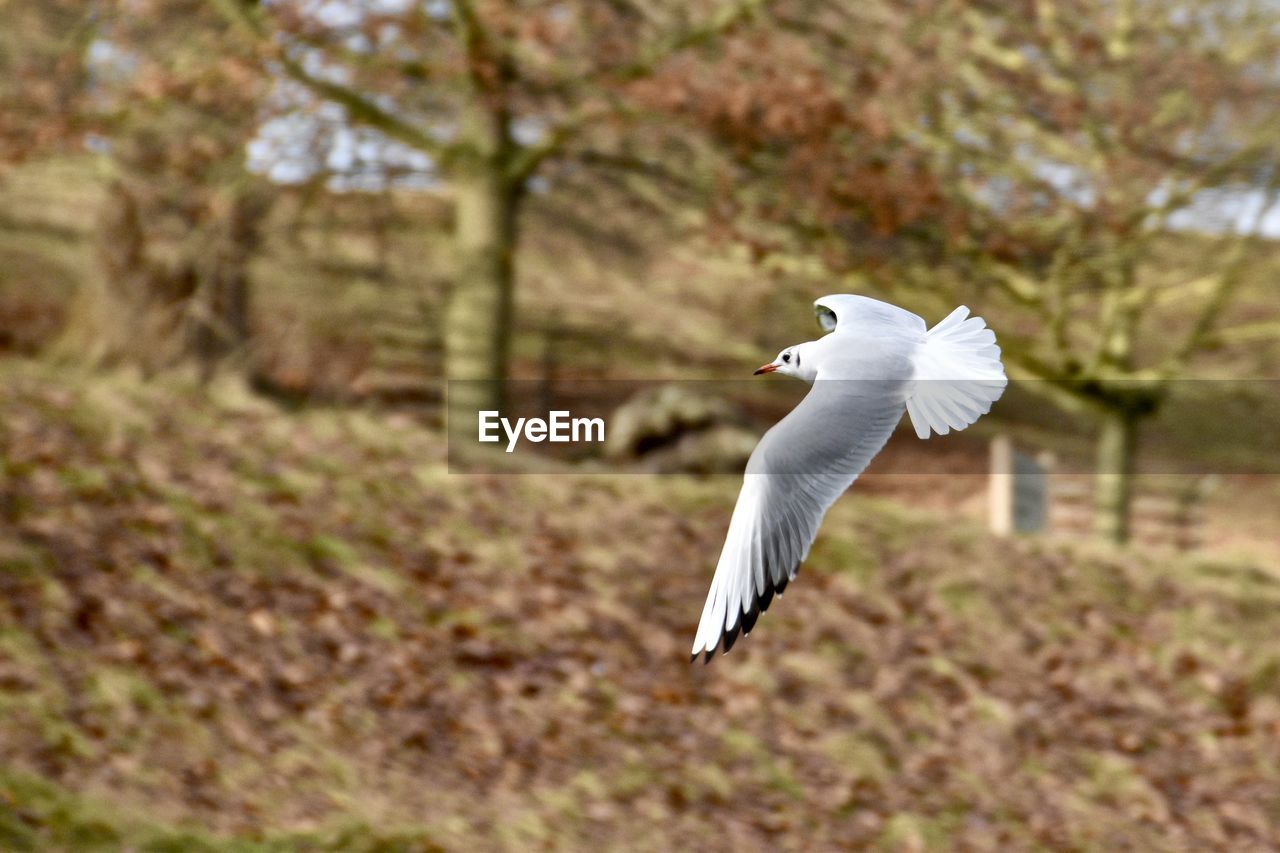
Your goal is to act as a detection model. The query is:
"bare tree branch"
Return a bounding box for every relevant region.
[206,0,459,161]
[507,0,772,184]
[1162,181,1280,377]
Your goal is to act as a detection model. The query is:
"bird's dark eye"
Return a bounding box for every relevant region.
[782,352,791,363]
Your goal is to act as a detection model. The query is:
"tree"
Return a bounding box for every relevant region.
[0,0,93,166]
[683,0,1280,543]
[210,0,766,424]
[63,0,276,378]
[910,0,1280,543]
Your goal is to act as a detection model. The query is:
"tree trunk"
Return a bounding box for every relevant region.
[1094,407,1138,545]
[191,268,251,381]
[60,182,182,370]
[191,187,268,382]
[445,103,520,439]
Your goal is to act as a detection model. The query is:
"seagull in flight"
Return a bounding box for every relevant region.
[691,294,1006,662]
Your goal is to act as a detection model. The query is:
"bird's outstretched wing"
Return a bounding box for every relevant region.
[690,379,907,661]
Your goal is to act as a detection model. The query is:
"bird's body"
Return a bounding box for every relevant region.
[691,295,1006,661]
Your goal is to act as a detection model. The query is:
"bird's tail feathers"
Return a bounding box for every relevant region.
[905,306,1007,439]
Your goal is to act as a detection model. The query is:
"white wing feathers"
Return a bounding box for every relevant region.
[690,474,816,662]
[690,383,905,661]
[904,306,1007,440]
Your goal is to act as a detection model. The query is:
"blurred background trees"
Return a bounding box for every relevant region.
[911,0,1280,543]
[684,0,1280,542]
[211,0,762,420]
[1,0,1278,541]
[0,0,93,165]
[58,0,276,379]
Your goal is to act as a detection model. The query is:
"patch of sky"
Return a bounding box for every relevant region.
[86,38,137,82]
[247,95,437,191]
[309,0,362,29]
[343,32,373,54]
[299,46,354,86]
[1165,183,1280,238]
[1028,158,1098,209]
[291,0,423,26]
[510,117,546,147]
[377,23,402,48]
[83,134,111,154]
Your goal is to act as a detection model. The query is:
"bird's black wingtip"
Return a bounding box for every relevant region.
[695,562,803,667]
[722,623,739,654]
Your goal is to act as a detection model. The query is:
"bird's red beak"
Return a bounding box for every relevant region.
[753,363,778,375]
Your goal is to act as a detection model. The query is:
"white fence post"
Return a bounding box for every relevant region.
[991,434,1052,536]
[990,434,1014,536]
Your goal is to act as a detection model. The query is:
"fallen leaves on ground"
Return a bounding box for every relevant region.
[0,360,1278,851]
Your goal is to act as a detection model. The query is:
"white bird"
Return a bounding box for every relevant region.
[691,294,1007,662]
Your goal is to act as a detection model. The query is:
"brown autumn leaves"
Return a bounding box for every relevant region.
[3,361,1280,847]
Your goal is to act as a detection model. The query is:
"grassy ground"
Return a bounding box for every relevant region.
[2,359,1280,850]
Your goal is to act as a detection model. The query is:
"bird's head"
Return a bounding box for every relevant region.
[754,341,818,383]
